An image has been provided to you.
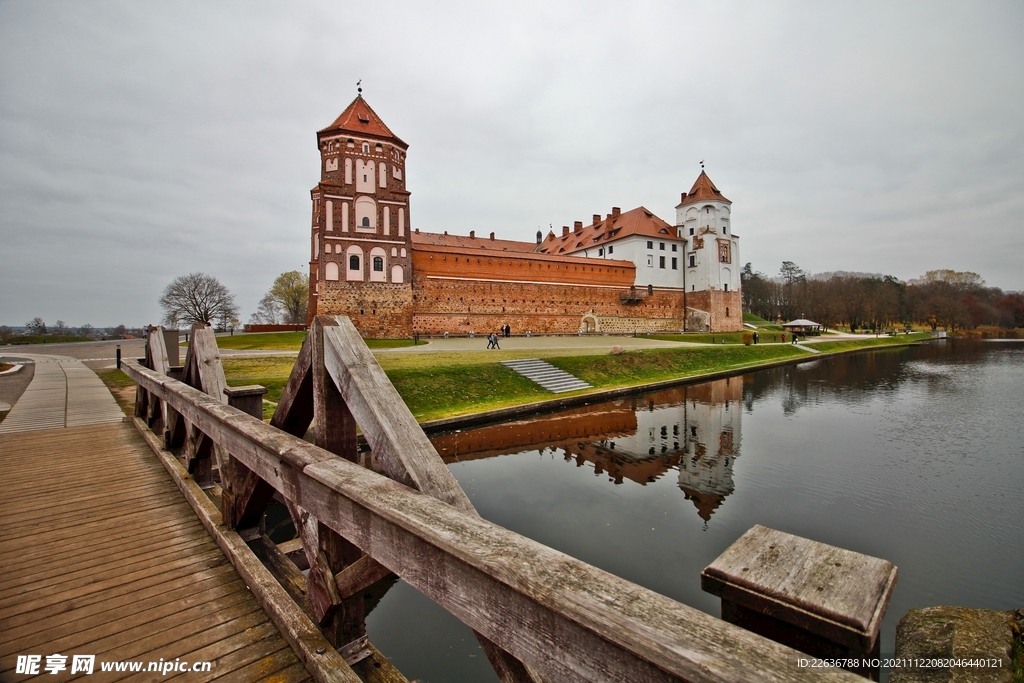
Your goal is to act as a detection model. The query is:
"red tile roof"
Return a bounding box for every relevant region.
[535,206,679,255]
[411,230,538,253]
[676,171,730,207]
[319,96,407,147]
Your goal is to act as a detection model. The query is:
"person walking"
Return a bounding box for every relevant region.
[486,333,495,349]
[492,332,500,350]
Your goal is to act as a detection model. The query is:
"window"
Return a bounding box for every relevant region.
[598,247,604,256]
[725,283,729,292]
[689,227,694,235]
[726,307,730,317]
[373,256,384,272]
[647,255,653,267]
[671,244,677,252]
[723,227,728,234]
[659,242,665,250]
[671,258,678,269]
[362,143,369,153]
[647,241,653,249]
[659,256,665,268]
[608,246,613,254]
[361,217,370,227]
[689,255,696,267]
[349,255,360,270]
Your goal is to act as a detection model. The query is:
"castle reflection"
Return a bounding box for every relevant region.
[431,376,744,523]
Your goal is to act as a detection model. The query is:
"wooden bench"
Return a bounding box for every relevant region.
[702,525,897,668]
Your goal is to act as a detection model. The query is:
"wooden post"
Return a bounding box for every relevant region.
[319,317,542,683]
[702,525,897,679]
[302,317,368,661]
[222,385,269,530]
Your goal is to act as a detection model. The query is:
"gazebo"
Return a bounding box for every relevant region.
[782,319,823,336]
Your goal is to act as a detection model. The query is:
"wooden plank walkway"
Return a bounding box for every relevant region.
[0,422,312,683]
[0,355,124,434]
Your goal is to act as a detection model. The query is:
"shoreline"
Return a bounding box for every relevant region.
[417,336,935,434]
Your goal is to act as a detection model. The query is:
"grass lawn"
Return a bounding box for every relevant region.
[97,333,933,423]
[207,331,423,351]
[809,332,931,352]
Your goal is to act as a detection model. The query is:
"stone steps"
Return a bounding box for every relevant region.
[501,359,592,394]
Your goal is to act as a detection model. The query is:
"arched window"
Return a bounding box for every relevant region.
[391,265,404,283]
[325,261,339,281]
[346,245,364,281]
[355,196,376,231]
[369,247,387,282]
[362,142,369,153]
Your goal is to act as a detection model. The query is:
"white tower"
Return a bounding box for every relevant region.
[676,171,743,331]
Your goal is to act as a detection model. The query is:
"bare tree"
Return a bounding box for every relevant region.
[249,293,281,325]
[26,317,47,334]
[159,273,239,329]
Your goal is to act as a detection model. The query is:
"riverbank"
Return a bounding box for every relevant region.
[90,332,931,425]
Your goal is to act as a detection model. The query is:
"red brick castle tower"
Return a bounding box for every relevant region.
[307,93,414,336]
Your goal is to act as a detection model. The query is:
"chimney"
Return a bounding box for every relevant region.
[415,228,420,233]
[612,207,621,218]
[593,214,601,225]
[470,230,475,238]
[574,221,583,231]
[681,192,686,203]
[606,213,612,221]
[562,226,570,236]
[490,232,495,240]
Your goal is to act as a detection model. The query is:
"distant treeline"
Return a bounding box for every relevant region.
[742,263,1024,332]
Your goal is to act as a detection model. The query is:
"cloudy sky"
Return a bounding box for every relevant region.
[1,1,1021,327]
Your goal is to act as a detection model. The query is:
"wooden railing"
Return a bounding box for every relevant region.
[125,317,861,683]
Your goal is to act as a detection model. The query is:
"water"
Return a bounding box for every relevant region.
[365,340,1024,682]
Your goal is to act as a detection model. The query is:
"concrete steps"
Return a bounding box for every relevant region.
[501,359,592,394]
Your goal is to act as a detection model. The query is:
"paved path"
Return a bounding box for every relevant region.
[0,354,124,434]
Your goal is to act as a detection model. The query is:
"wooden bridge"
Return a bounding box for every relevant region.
[0,319,865,682]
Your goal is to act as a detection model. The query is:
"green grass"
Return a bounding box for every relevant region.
[809,333,930,353]
[209,332,307,350]
[647,332,746,344]
[96,368,137,388]
[208,331,422,351]
[550,345,806,389]
[95,332,934,423]
[742,311,770,323]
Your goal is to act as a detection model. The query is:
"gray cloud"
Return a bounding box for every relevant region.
[2,0,1022,326]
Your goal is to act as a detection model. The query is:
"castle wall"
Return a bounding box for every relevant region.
[685,290,743,332]
[410,275,687,335]
[317,281,414,338]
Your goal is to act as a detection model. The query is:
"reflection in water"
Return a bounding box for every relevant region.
[371,340,1023,683]
[432,377,745,524]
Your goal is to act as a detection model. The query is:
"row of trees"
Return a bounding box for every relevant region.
[157,271,308,330]
[742,263,1024,332]
[0,322,135,342]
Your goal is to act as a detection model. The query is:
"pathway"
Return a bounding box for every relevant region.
[0,355,123,434]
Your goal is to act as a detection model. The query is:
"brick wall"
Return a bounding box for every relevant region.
[411,275,687,335]
[685,290,743,332]
[317,281,414,338]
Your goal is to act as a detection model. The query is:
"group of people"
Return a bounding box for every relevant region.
[486,324,512,349]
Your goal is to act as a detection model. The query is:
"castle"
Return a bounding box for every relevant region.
[307,95,742,336]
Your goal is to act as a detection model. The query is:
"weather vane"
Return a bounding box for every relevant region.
[357,79,362,94]
[700,159,705,171]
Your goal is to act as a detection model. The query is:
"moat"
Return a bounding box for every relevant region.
[366,339,1024,682]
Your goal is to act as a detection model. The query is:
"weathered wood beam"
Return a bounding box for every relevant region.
[271,335,314,437]
[318,317,539,682]
[334,555,395,600]
[123,358,863,683]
